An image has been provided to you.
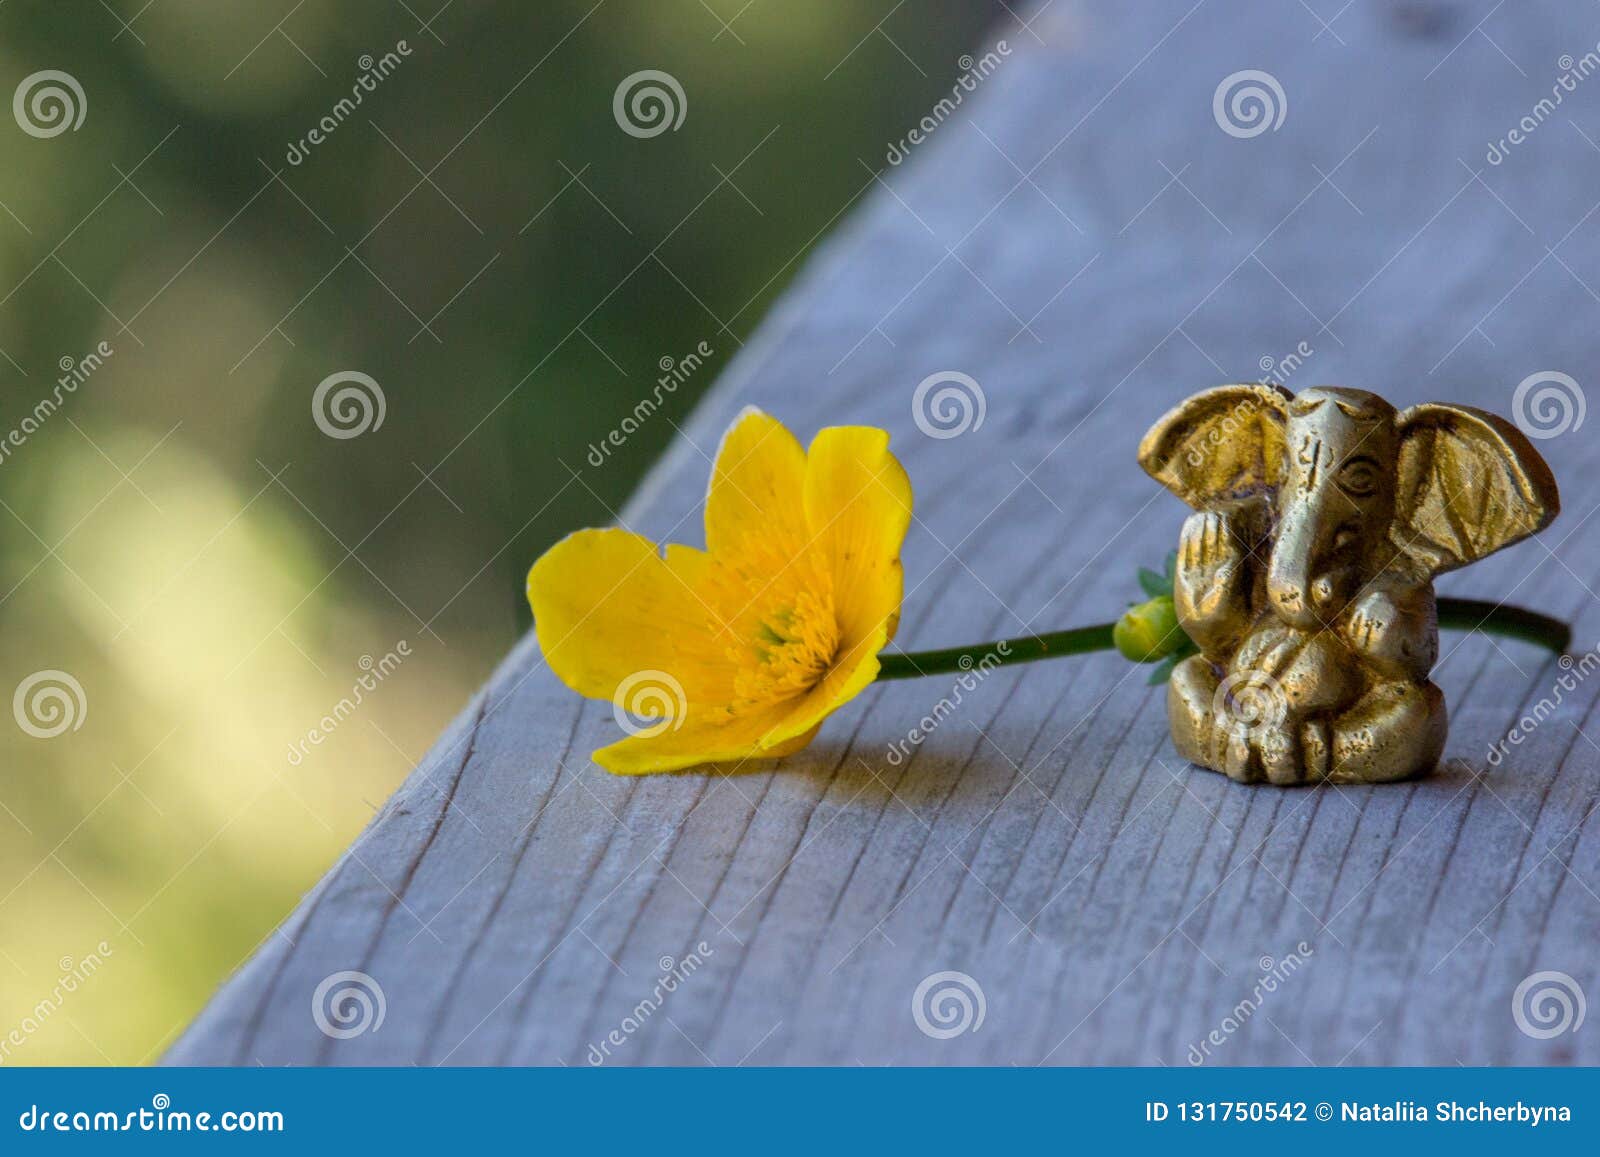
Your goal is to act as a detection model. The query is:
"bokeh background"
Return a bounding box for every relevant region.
[0,1,997,1064]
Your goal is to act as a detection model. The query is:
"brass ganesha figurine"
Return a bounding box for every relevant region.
[1138,385,1559,785]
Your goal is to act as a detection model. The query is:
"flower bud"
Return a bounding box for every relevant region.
[1114,595,1183,662]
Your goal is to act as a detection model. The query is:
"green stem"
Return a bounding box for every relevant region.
[875,623,1116,681]
[873,597,1570,682]
[1434,597,1572,654]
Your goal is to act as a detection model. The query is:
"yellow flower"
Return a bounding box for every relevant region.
[527,407,913,774]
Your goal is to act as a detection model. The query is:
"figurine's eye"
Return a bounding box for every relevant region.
[1337,457,1381,498]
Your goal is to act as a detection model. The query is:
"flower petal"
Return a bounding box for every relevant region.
[802,425,912,651]
[759,622,885,748]
[704,407,809,565]
[594,699,822,775]
[755,426,910,749]
[527,528,732,708]
[530,414,914,777]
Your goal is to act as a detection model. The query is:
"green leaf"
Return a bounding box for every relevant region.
[1148,636,1204,683]
[1147,653,1181,684]
[1138,567,1170,598]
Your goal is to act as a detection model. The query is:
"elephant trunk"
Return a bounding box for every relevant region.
[1267,500,1337,631]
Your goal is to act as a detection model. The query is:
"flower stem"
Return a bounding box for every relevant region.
[873,597,1570,682]
[1434,597,1572,654]
[875,623,1116,681]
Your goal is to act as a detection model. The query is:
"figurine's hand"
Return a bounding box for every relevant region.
[1177,510,1243,613]
[1174,500,1263,654]
[1345,588,1435,679]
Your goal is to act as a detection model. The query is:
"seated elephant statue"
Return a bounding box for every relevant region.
[1138,384,1559,785]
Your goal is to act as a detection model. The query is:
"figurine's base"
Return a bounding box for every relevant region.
[1167,655,1446,785]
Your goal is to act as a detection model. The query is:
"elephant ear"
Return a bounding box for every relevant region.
[1393,403,1560,575]
[1137,384,1293,509]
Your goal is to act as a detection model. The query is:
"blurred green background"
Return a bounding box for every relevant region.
[0,1,994,1063]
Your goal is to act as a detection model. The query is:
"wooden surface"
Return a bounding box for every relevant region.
[170,2,1600,1065]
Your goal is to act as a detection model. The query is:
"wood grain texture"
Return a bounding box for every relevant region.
[170,1,1600,1065]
